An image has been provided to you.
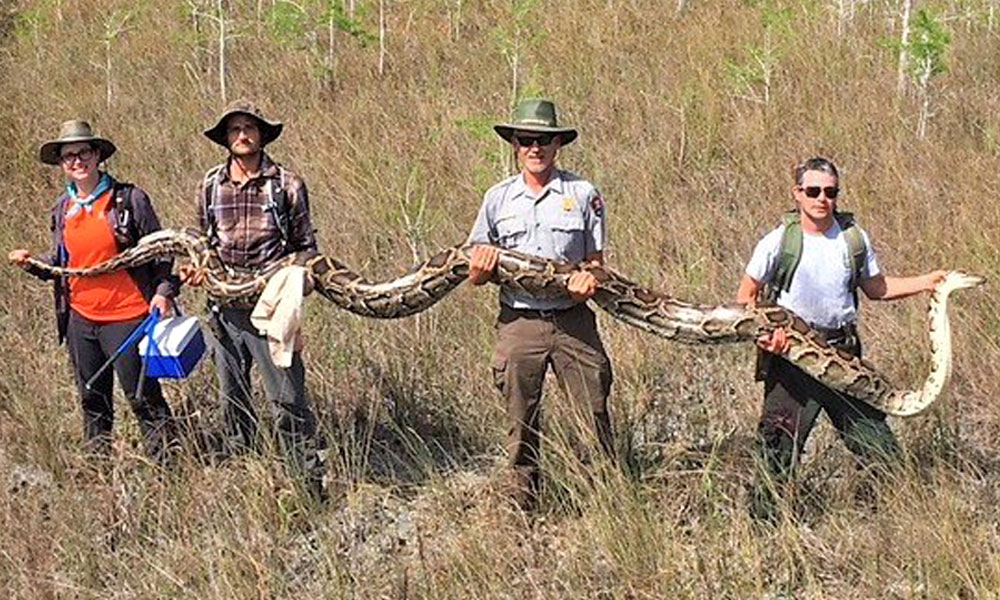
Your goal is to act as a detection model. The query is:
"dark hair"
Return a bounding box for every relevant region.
[794,157,839,186]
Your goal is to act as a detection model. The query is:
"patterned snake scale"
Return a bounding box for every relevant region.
[23,228,983,417]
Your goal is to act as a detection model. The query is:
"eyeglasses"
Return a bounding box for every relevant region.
[59,147,96,164]
[514,133,555,147]
[800,186,839,199]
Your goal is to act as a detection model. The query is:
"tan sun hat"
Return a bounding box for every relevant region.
[38,120,117,165]
[493,98,578,146]
[203,99,283,148]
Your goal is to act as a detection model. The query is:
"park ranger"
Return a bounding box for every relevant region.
[467,99,614,511]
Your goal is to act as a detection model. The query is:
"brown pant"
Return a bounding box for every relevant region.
[491,303,614,496]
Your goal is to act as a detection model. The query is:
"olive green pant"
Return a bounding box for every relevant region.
[753,335,900,518]
[491,303,614,504]
[210,306,326,495]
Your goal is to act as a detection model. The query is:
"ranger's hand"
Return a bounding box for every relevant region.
[468,245,500,286]
[756,327,790,355]
[178,263,206,287]
[566,270,599,302]
[8,249,31,270]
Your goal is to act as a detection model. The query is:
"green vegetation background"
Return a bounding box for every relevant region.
[1,0,999,597]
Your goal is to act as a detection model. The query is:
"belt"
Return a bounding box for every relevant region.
[502,304,576,320]
[813,323,857,345]
[209,296,258,311]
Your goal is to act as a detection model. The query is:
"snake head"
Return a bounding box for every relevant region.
[943,271,986,292]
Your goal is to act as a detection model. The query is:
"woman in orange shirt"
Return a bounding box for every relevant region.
[9,121,179,462]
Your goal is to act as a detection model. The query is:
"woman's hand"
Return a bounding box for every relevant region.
[8,249,31,269]
[149,294,173,317]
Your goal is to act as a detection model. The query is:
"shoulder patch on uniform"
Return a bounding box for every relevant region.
[590,192,605,217]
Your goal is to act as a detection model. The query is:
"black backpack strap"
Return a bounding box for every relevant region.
[111,181,137,249]
[202,164,225,245]
[264,166,291,251]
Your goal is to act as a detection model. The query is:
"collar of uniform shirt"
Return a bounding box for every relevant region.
[514,169,565,200]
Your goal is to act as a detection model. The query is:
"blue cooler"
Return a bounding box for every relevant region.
[139,316,206,379]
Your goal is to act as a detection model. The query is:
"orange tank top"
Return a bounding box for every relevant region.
[63,191,149,322]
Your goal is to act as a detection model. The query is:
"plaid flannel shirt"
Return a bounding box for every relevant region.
[196,153,317,270]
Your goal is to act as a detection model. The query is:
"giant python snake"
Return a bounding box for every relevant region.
[21,228,983,417]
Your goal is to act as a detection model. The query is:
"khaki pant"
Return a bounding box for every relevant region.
[490,303,614,503]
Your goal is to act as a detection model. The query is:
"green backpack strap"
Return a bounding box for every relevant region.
[767,210,866,305]
[835,211,867,305]
[769,210,802,302]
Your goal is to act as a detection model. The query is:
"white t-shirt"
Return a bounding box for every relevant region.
[745,221,880,329]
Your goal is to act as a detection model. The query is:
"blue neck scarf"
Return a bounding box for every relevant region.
[66,173,113,217]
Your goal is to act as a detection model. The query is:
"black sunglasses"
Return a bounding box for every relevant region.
[59,147,96,164]
[513,133,556,147]
[801,186,839,199]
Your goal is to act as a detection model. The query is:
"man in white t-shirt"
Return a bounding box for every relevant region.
[735,157,945,520]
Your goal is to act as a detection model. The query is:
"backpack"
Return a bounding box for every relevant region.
[202,164,292,251]
[763,210,868,307]
[110,181,139,250]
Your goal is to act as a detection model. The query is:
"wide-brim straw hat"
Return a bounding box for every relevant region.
[203,99,283,148]
[38,120,117,165]
[493,98,578,146]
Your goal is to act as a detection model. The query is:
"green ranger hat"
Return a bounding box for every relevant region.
[493,98,578,146]
[203,99,283,148]
[39,120,117,165]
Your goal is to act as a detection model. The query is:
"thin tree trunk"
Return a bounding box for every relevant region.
[105,38,113,109]
[896,0,913,96]
[378,0,386,76]
[509,33,519,108]
[327,11,336,88]
[917,62,931,139]
[452,0,462,40]
[218,0,227,102]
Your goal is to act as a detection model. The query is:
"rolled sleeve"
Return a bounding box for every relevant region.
[466,195,495,245]
[745,227,783,283]
[25,253,56,281]
[860,229,880,279]
[195,185,208,233]
[130,188,179,300]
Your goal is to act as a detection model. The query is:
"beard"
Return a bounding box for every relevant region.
[230,143,260,158]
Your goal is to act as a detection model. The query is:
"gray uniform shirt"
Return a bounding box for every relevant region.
[467,169,608,310]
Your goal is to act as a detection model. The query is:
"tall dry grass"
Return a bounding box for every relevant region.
[2,0,1000,597]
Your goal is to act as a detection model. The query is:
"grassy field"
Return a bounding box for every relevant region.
[2,0,1000,597]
